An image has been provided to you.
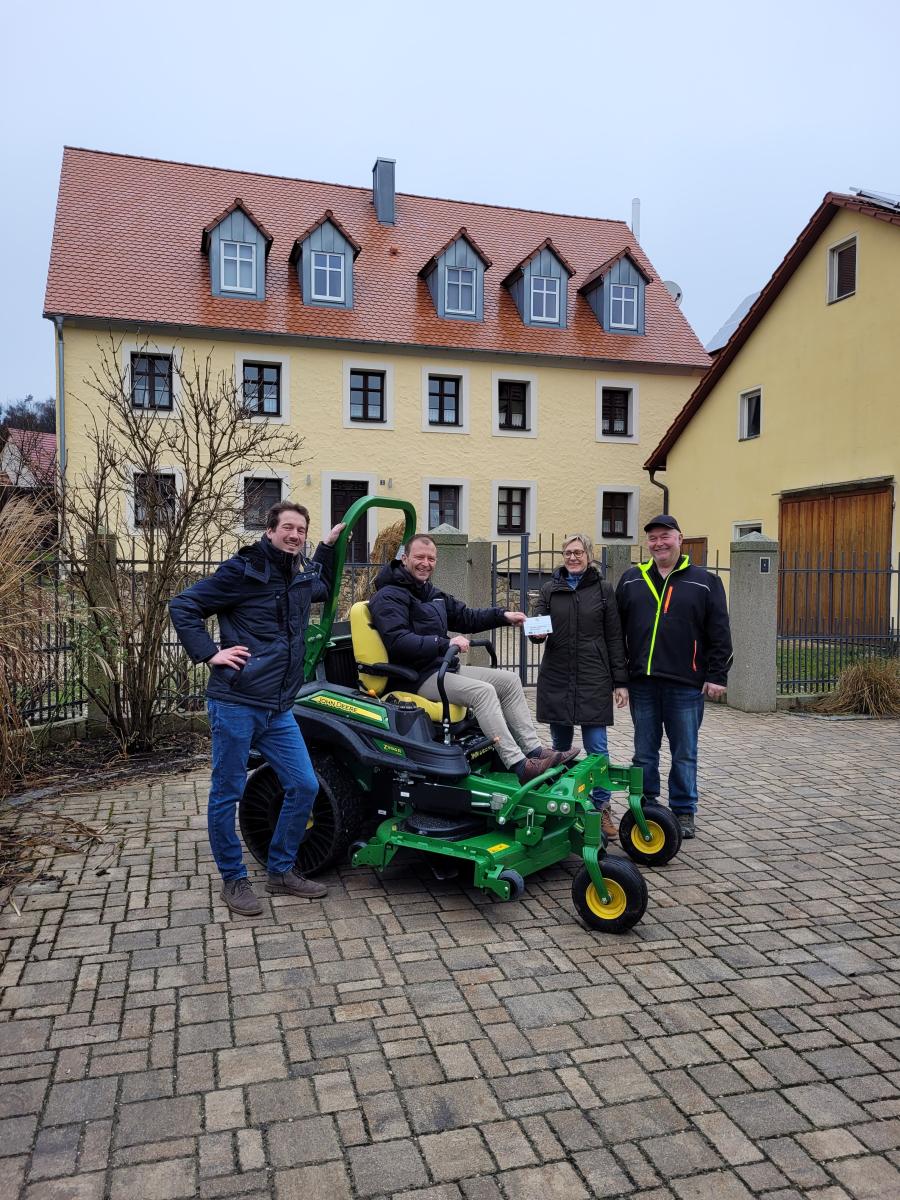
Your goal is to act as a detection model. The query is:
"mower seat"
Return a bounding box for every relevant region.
[349,601,468,724]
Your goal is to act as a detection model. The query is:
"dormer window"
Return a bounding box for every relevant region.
[531,276,560,323]
[503,240,574,329]
[420,228,491,322]
[446,267,476,315]
[222,241,257,293]
[610,283,638,329]
[312,251,345,302]
[579,249,650,336]
[201,199,272,301]
[290,210,360,310]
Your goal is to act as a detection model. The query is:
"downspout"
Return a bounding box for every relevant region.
[648,468,669,515]
[53,315,66,484]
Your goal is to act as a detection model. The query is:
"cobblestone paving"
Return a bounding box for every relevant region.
[2,703,900,1199]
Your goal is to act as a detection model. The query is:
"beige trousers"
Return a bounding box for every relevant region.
[419,665,541,767]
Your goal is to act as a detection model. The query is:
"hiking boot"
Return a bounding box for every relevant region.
[600,805,619,839]
[516,751,558,783]
[676,812,696,839]
[220,877,263,917]
[265,868,328,899]
[549,748,580,768]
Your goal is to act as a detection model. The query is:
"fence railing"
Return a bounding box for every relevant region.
[777,554,900,693]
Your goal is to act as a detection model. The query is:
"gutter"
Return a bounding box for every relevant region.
[53,315,66,482]
[648,468,669,515]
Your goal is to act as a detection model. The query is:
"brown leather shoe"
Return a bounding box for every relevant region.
[265,868,327,899]
[517,752,558,783]
[550,748,580,768]
[600,806,619,839]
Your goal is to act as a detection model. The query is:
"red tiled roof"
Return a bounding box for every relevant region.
[645,192,900,471]
[44,148,709,369]
[4,429,58,481]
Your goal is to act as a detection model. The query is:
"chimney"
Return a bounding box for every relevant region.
[631,197,641,241]
[372,157,396,225]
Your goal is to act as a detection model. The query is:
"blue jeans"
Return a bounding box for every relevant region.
[549,722,611,806]
[207,700,319,880]
[628,678,705,813]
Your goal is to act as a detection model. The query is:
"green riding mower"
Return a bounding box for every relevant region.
[238,497,681,933]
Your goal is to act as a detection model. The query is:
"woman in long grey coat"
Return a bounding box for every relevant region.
[532,533,629,836]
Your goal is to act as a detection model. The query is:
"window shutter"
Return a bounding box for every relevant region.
[836,242,856,298]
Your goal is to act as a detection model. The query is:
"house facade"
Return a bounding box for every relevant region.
[45,149,708,551]
[645,191,899,566]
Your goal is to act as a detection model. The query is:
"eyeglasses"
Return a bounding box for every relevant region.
[563,549,586,559]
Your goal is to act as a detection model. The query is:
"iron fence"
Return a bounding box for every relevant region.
[777,554,900,694]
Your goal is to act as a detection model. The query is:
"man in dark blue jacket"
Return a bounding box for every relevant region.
[170,502,343,916]
[370,535,577,783]
[616,515,732,839]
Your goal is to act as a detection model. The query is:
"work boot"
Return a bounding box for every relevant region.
[220,877,263,918]
[675,812,696,839]
[600,805,619,839]
[516,751,558,783]
[266,868,328,899]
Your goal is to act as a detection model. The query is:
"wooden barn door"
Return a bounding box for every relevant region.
[778,484,893,634]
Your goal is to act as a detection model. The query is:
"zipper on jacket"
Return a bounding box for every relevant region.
[638,555,689,675]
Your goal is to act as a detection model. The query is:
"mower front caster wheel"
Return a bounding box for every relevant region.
[571,858,647,933]
[498,869,525,901]
[348,840,369,864]
[619,803,682,866]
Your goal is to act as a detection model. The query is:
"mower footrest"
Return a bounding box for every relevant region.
[402,811,487,841]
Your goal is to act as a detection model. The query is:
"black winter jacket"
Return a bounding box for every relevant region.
[169,536,335,712]
[533,567,628,727]
[615,555,732,688]
[369,560,508,690]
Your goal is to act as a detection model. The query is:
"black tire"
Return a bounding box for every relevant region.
[618,803,682,866]
[239,752,365,876]
[498,869,525,901]
[571,857,647,934]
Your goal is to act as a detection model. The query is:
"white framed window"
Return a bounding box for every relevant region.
[596,485,639,544]
[827,236,857,303]
[221,240,257,293]
[119,339,181,419]
[596,377,640,443]
[342,360,395,430]
[739,387,761,440]
[239,469,291,533]
[610,283,638,329]
[491,479,537,539]
[126,465,183,535]
[234,351,291,425]
[422,478,469,533]
[445,267,476,315]
[311,251,345,302]
[492,372,538,439]
[530,276,560,323]
[420,365,470,434]
[733,521,763,539]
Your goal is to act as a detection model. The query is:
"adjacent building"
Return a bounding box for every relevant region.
[44,148,708,551]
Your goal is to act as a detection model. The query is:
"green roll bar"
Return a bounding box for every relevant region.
[304,495,418,680]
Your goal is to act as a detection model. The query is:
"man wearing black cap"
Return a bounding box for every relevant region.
[615,515,732,838]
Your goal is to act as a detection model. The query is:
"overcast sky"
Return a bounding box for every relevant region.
[2,0,897,406]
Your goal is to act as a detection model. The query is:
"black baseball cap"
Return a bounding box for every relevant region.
[643,514,681,533]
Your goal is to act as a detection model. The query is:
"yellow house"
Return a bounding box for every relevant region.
[44,148,708,554]
[646,190,900,581]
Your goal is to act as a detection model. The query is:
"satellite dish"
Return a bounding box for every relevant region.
[663,280,683,306]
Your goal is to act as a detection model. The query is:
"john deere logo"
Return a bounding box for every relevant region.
[300,693,387,726]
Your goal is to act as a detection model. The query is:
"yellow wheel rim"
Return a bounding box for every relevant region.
[585,879,628,920]
[630,819,666,855]
[306,814,315,830]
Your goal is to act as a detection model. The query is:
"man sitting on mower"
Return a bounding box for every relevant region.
[369,534,578,783]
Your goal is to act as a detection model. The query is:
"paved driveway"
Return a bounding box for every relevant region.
[2,704,900,1199]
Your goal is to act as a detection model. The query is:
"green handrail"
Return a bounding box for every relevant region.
[304,495,418,680]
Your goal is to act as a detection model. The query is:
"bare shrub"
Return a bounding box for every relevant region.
[813,657,900,717]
